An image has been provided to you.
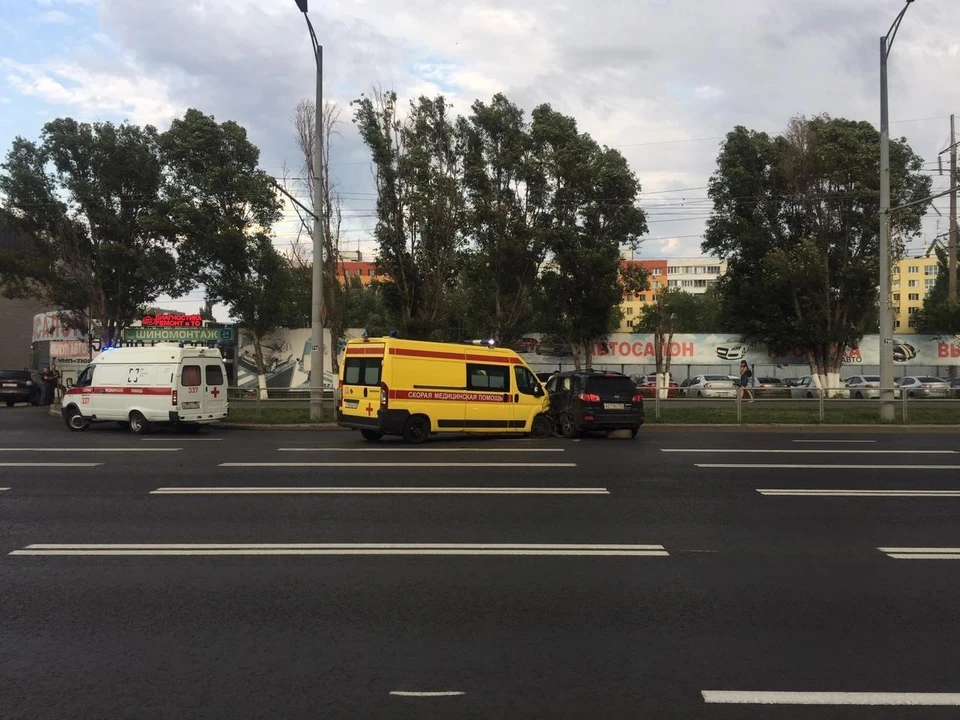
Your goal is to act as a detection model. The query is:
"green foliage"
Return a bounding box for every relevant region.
[704,115,931,372]
[0,118,185,339]
[914,245,960,335]
[634,286,721,334]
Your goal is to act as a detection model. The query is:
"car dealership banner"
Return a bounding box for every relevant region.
[518,333,960,366]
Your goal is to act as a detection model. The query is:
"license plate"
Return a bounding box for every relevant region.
[604,403,625,410]
[181,401,200,409]
[345,399,359,409]
[2,383,16,388]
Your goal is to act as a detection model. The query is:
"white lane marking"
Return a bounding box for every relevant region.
[0,487,9,492]
[702,691,960,706]
[758,489,960,497]
[880,547,960,560]
[665,448,956,454]
[698,464,960,470]
[0,463,104,467]
[10,543,668,557]
[390,691,465,697]
[151,487,609,495]
[219,462,577,468]
[278,447,564,452]
[0,448,182,452]
[141,438,222,441]
[792,439,877,443]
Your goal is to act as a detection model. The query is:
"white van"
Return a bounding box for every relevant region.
[61,345,229,433]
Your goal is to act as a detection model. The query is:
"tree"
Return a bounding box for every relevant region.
[0,118,186,344]
[352,88,464,339]
[633,286,722,334]
[531,104,648,368]
[161,108,286,398]
[456,94,550,342]
[289,99,349,371]
[703,115,931,395]
[914,245,960,337]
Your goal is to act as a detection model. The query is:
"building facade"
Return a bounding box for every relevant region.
[618,259,667,332]
[892,254,940,334]
[616,256,725,332]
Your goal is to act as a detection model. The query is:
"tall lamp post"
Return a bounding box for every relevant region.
[294,0,325,421]
[878,0,915,421]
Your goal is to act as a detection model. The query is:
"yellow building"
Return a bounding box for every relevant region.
[892,254,941,334]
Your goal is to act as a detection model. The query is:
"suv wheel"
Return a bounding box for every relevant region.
[560,413,578,439]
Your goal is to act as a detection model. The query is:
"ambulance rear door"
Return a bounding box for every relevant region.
[340,344,385,422]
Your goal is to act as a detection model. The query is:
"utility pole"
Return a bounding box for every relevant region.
[950,113,958,302]
[295,0,326,421]
[878,0,915,422]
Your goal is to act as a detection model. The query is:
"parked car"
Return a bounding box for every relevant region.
[634,374,680,398]
[544,370,644,438]
[510,336,540,354]
[0,369,41,407]
[753,377,790,397]
[897,376,951,399]
[789,375,850,399]
[715,338,746,360]
[535,337,574,357]
[676,377,696,397]
[893,342,917,363]
[843,375,902,400]
[950,378,960,399]
[683,374,738,398]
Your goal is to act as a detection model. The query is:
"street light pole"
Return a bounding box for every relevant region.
[878,0,915,422]
[295,0,325,421]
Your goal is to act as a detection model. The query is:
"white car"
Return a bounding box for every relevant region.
[845,375,901,399]
[715,338,746,360]
[897,376,951,399]
[683,374,738,398]
[790,375,849,399]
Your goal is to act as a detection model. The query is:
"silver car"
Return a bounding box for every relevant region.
[845,375,901,400]
[897,376,951,399]
[684,374,738,398]
[790,375,850,399]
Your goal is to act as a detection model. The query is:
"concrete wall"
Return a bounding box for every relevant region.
[0,297,45,369]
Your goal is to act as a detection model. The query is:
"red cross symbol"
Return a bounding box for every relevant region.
[365,402,374,416]
[210,387,220,398]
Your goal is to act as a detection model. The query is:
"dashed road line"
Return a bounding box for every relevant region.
[219,462,577,468]
[792,439,877,443]
[702,691,960,706]
[9,543,668,557]
[699,464,960,470]
[390,691,465,697]
[879,547,960,560]
[0,463,104,468]
[278,447,565,452]
[151,486,608,495]
[664,448,956,454]
[0,447,182,452]
[759,489,960,497]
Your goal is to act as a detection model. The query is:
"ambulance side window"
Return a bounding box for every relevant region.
[75,366,94,388]
[514,366,538,395]
[181,365,202,387]
[467,364,509,391]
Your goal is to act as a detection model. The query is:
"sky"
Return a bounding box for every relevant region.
[1,0,959,319]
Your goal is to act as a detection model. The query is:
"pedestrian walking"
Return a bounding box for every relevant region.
[738,360,754,403]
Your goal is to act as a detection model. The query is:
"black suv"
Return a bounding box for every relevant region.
[544,370,644,438]
[0,370,41,407]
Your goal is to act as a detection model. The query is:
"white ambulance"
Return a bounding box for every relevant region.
[61,345,229,434]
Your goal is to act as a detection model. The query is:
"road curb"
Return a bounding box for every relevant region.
[220,422,345,431]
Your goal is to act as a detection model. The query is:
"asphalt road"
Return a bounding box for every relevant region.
[2,407,960,719]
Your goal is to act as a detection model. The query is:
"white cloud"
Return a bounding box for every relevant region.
[38,10,71,24]
[3,59,180,127]
[693,85,723,100]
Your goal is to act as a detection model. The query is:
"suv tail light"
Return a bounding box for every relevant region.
[578,392,601,403]
[632,393,643,403]
[380,381,389,410]
[171,390,178,406]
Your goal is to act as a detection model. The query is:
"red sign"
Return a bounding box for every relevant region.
[141,314,203,328]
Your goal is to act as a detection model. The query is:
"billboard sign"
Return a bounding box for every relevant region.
[123,326,236,343]
[32,312,87,343]
[141,313,204,328]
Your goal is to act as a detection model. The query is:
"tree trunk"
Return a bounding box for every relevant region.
[658,331,675,399]
[252,334,269,400]
[806,348,843,398]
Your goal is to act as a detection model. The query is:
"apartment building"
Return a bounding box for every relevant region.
[619,260,667,331]
[665,257,725,294]
[892,254,940,334]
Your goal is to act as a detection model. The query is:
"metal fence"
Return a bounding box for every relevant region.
[227,387,334,420]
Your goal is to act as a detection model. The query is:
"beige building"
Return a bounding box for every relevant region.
[892,254,940,334]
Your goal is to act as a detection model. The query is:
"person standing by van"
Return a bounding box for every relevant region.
[40,365,58,405]
[738,360,754,403]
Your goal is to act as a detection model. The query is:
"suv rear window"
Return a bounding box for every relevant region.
[585,376,636,396]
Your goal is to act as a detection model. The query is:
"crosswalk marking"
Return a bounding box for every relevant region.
[879,547,960,560]
[151,487,609,495]
[758,489,960,497]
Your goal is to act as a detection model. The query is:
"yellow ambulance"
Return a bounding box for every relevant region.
[336,336,553,443]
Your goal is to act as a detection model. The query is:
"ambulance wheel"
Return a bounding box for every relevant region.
[64,407,90,432]
[530,414,553,439]
[360,429,383,442]
[560,413,578,439]
[5,401,14,407]
[128,411,151,435]
[402,415,430,444]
